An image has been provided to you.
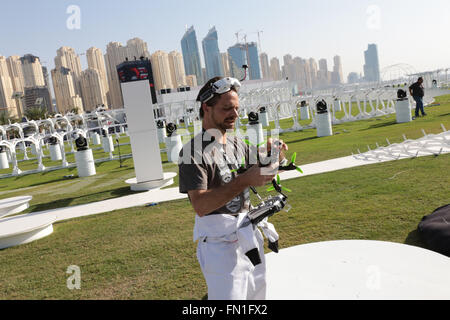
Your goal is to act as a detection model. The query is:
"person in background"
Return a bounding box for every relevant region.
[409,77,426,118]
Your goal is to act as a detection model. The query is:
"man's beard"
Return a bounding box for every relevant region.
[213,114,235,132]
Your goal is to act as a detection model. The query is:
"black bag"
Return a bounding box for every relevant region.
[418,204,450,257]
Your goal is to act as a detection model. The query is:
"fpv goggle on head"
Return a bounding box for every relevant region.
[198,77,241,103]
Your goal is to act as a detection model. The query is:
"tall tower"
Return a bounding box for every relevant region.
[105,41,128,109]
[283,54,296,81]
[51,66,83,114]
[332,55,343,84]
[150,51,173,92]
[269,57,281,81]
[0,56,18,118]
[126,38,151,60]
[168,51,187,89]
[259,53,270,80]
[105,38,151,109]
[202,26,224,80]
[308,58,318,88]
[20,54,45,88]
[6,56,25,94]
[54,46,83,96]
[86,47,109,104]
[181,26,203,85]
[363,44,380,82]
[80,68,107,112]
[227,42,261,80]
[318,58,329,86]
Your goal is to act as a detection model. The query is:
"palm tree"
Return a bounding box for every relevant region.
[0,111,18,125]
[24,106,48,120]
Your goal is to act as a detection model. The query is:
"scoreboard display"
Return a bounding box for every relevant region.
[117,58,157,104]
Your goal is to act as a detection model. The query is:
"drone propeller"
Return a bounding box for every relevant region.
[291,152,303,174]
[278,152,303,173]
[267,174,292,193]
[243,139,266,148]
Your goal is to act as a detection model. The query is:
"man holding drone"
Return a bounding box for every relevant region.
[178,76,296,300]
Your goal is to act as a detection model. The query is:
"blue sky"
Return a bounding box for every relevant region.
[0,0,449,79]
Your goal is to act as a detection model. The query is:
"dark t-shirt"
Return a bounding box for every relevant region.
[409,82,424,97]
[178,130,251,215]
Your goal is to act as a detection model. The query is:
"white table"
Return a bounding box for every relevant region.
[0,196,33,219]
[0,214,56,250]
[266,240,450,300]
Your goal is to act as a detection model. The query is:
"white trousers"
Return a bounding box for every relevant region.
[197,228,266,300]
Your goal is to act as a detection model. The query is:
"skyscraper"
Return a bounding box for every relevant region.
[126,38,151,60]
[221,53,231,77]
[269,57,281,81]
[20,54,45,88]
[283,54,296,81]
[227,42,261,80]
[0,56,18,118]
[259,53,270,80]
[308,58,318,87]
[247,42,261,80]
[80,68,107,112]
[185,75,197,88]
[150,50,173,92]
[318,58,330,86]
[347,72,360,84]
[51,66,83,114]
[6,56,24,94]
[54,47,83,96]
[181,26,203,85]
[227,43,247,80]
[86,47,109,105]
[332,55,343,85]
[23,86,53,114]
[105,41,128,109]
[168,51,187,89]
[202,26,224,80]
[363,44,380,82]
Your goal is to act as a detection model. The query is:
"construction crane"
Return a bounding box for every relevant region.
[252,30,264,53]
[235,29,243,44]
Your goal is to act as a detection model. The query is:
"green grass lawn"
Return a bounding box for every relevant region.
[0,94,449,299]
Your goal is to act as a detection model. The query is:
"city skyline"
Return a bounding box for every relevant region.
[1,0,448,81]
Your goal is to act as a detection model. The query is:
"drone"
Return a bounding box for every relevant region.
[231,145,303,247]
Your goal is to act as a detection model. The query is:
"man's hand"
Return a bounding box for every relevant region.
[242,162,278,187]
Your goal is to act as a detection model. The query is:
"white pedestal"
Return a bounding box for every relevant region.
[0,214,56,250]
[333,100,342,112]
[395,99,412,123]
[75,149,96,177]
[121,80,164,184]
[194,120,203,137]
[246,123,264,146]
[125,172,177,191]
[90,132,101,145]
[266,240,450,300]
[0,196,32,219]
[31,143,38,156]
[316,112,333,137]
[300,106,310,120]
[102,136,114,153]
[259,112,270,127]
[157,127,167,144]
[165,134,183,163]
[0,152,9,169]
[49,144,62,161]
